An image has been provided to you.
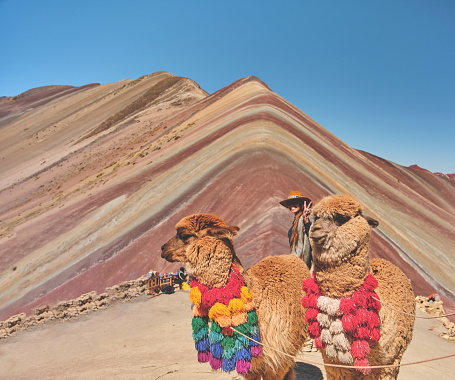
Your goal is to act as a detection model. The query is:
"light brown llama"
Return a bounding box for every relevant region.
[161,213,311,380]
[304,194,415,379]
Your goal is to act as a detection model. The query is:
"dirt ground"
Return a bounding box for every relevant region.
[0,290,453,380]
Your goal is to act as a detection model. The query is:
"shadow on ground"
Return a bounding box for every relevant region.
[295,362,324,379]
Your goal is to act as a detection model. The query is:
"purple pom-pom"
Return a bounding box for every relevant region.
[236,359,252,375]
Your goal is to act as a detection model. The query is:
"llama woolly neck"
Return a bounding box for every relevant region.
[302,273,381,374]
[313,258,371,299]
[190,264,262,375]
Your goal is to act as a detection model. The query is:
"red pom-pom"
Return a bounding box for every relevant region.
[308,321,321,338]
[356,326,371,340]
[362,275,378,292]
[355,308,369,325]
[341,314,356,332]
[351,339,370,359]
[352,290,368,308]
[302,278,319,294]
[222,327,234,336]
[366,310,381,329]
[339,298,355,314]
[314,336,324,348]
[367,295,381,310]
[354,358,371,374]
[305,307,318,322]
[370,327,381,342]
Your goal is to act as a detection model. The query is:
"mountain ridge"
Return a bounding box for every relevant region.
[0,72,453,322]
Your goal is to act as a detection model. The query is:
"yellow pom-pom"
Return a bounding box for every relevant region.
[228,298,246,314]
[240,286,253,302]
[208,302,231,320]
[189,287,201,307]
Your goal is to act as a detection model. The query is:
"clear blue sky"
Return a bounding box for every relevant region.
[1,0,454,174]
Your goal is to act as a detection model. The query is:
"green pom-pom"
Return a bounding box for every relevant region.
[247,311,258,325]
[211,321,222,333]
[220,335,236,350]
[235,322,252,335]
[192,316,209,333]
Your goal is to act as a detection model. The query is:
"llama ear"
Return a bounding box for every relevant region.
[364,216,379,228]
[202,225,240,239]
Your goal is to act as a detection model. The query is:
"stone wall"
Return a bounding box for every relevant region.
[415,295,455,342]
[0,275,149,340]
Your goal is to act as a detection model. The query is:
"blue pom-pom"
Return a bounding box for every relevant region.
[195,337,210,352]
[234,347,252,362]
[249,334,260,346]
[210,343,224,358]
[222,357,236,373]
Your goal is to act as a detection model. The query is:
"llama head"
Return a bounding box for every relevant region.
[310,195,378,267]
[161,213,240,287]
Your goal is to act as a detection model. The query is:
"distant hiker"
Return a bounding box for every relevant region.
[280,191,313,270]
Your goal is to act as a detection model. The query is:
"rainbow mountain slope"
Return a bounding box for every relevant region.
[0,72,454,320]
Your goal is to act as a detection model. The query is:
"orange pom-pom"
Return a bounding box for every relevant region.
[192,304,205,317]
[244,301,255,312]
[216,314,232,328]
[231,312,248,326]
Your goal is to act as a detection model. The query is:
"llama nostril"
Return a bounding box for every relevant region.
[161,244,166,251]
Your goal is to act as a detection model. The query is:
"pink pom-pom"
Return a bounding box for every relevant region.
[209,356,222,370]
[354,358,371,374]
[198,351,211,363]
[236,360,252,375]
[351,339,370,359]
[251,345,262,357]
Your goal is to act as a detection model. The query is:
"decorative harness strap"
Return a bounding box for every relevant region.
[302,273,381,374]
[190,264,262,375]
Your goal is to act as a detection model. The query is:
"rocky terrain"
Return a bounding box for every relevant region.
[0,71,454,325]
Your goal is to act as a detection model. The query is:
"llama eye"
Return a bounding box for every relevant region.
[179,234,194,241]
[334,214,350,225]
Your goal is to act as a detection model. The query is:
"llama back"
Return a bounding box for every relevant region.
[246,254,310,376]
[371,258,415,355]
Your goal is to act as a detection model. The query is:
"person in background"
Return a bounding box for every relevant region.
[280,191,313,270]
[174,267,188,289]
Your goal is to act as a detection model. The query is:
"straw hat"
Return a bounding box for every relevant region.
[279,191,312,208]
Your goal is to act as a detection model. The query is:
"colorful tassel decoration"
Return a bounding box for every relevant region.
[302,273,381,373]
[190,265,262,375]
